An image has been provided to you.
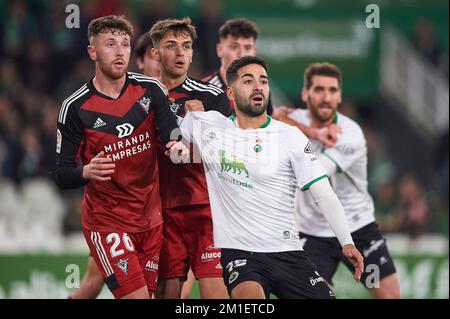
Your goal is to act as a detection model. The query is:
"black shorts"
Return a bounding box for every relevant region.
[220,248,335,299]
[299,222,397,288]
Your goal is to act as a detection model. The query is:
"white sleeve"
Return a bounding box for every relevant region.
[322,125,366,173]
[318,154,338,176]
[287,128,328,191]
[308,177,355,247]
[179,111,195,143]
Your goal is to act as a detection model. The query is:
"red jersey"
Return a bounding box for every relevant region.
[56,72,179,232]
[157,77,232,208]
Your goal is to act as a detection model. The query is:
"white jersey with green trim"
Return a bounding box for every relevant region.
[180,111,328,252]
[289,109,375,237]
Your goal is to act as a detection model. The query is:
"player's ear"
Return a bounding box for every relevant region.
[87,44,97,61]
[151,48,161,62]
[301,88,308,103]
[226,86,234,101]
[337,88,342,104]
[136,57,144,71]
[216,43,222,58]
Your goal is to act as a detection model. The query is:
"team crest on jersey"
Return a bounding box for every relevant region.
[254,137,263,152]
[138,96,151,113]
[219,150,249,178]
[116,258,129,275]
[170,101,182,114]
[207,130,217,141]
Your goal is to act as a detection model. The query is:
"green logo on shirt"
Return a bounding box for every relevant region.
[219,150,249,178]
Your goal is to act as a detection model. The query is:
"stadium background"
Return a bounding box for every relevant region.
[0,0,448,299]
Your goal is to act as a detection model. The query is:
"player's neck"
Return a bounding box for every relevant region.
[160,73,187,90]
[219,66,228,86]
[235,112,269,129]
[93,69,126,99]
[310,117,333,129]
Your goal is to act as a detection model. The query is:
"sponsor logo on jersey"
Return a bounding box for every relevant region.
[56,129,62,154]
[229,271,239,284]
[116,123,134,138]
[363,239,385,258]
[304,141,313,154]
[104,131,152,162]
[93,117,107,129]
[309,271,325,286]
[138,96,151,114]
[379,256,388,265]
[201,251,221,263]
[116,258,129,275]
[145,260,159,272]
[219,150,249,177]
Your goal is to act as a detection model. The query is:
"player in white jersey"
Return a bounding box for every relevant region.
[178,56,364,299]
[287,63,400,298]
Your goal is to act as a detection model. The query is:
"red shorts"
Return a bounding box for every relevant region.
[158,204,222,280]
[83,224,162,299]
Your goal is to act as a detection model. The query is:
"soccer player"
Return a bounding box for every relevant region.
[68,31,163,299]
[178,56,364,299]
[286,63,400,298]
[202,18,273,116]
[149,17,231,299]
[54,15,186,299]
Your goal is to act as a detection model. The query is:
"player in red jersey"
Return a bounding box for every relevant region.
[54,15,187,299]
[149,17,231,299]
[201,18,273,115]
[68,31,164,299]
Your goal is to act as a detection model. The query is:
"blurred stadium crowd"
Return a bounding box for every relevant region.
[0,0,448,252]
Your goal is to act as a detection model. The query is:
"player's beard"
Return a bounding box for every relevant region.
[308,96,337,124]
[97,56,129,80]
[234,91,268,117]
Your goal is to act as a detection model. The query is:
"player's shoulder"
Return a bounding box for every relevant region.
[189,110,227,122]
[127,72,168,95]
[270,117,308,139]
[288,108,309,124]
[182,77,224,97]
[58,82,91,124]
[337,113,365,140]
[202,70,223,88]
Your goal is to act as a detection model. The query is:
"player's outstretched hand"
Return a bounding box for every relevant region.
[82,151,115,182]
[314,127,334,148]
[184,99,205,112]
[165,140,190,164]
[328,123,342,142]
[271,106,293,120]
[342,244,364,282]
